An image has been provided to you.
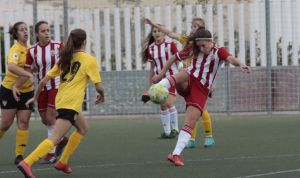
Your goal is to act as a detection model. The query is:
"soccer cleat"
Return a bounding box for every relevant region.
[54,161,72,174]
[185,139,196,149]
[167,153,184,166]
[159,132,176,139]
[204,136,215,147]
[17,161,36,178]
[141,92,151,103]
[41,153,57,164]
[170,129,179,137]
[55,136,69,158]
[14,155,24,165]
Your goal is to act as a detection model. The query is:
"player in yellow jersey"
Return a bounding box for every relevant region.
[144,18,215,148]
[17,29,105,178]
[0,22,34,165]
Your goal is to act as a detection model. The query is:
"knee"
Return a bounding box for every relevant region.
[160,102,169,110]
[18,120,29,130]
[49,136,61,145]
[160,106,168,111]
[169,105,176,112]
[77,126,88,136]
[0,125,11,131]
[0,119,14,131]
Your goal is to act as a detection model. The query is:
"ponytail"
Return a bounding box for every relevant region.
[58,29,86,81]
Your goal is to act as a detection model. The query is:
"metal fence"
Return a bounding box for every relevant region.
[86,65,300,115]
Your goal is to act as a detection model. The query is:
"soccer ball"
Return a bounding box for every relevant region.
[148,84,169,104]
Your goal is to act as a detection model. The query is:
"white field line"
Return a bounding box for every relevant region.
[1,153,300,175]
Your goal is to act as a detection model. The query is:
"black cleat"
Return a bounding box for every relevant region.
[170,129,179,137]
[159,132,176,139]
[141,92,151,103]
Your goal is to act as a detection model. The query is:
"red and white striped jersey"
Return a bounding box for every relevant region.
[187,43,231,91]
[147,39,179,76]
[25,41,63,90]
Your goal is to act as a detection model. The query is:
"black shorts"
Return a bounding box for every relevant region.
[56,109,78,125]
[0,85,34,110]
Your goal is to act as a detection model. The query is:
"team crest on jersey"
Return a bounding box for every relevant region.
[2,100,7,107]
[12,53,19,61]
[50,50,55,56]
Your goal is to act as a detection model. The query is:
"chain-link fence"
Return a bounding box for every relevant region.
[85,65,300,115]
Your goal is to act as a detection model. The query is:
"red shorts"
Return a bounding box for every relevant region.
[37,89,58,112]
[178,75,208,112]
[169,86,177,96]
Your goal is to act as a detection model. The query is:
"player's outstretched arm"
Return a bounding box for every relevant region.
[226,56,251,73]
[144,18,179,40]
[8,63,33,78]
[95,82,105,104]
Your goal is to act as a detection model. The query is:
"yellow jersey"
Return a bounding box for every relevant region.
[2,42,33,93]
[175,35,192,67]
[47,52,102,112]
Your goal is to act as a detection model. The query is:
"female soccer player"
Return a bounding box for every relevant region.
[153,28,251,166]
[145,18,215,148]
[17,28,105,178]
[13,21,68,163]
[0,22,34,165]
[142,25,180,138]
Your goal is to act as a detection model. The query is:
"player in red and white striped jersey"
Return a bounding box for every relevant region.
[145,17,216,149]
[14,21,67,163]
[142,25,180,138]
[153,28,251,166]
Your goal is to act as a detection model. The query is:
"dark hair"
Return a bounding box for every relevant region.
[34,21,48,42]
[190,28,213,54]
[9,22,26,40]
[58,28,86,81]
[141,25,163,64]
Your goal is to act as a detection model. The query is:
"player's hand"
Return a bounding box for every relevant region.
[151,74,163,84]
[25,97,35,108]
[240,64,251,73]
[95,94,105,105]
[144,18,153,25]
[12,85,20,102]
